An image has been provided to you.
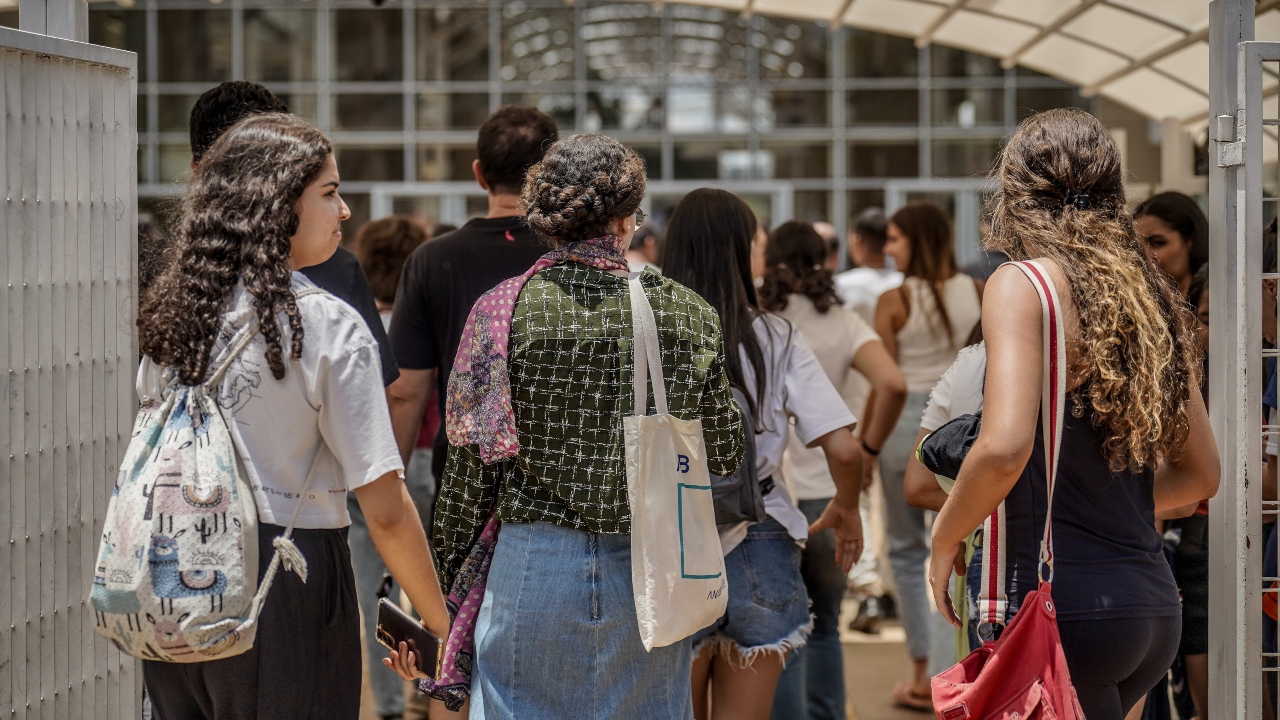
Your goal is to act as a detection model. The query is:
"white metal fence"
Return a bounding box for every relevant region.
[0,25,139,720]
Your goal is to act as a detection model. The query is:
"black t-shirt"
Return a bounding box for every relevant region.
[300,245,400,387]
[389,216,548,475]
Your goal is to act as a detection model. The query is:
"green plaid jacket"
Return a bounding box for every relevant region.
[434,265,744,591]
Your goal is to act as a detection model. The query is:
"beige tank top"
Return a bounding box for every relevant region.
[896,274,982,393]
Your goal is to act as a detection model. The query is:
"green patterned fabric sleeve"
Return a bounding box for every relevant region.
[433,442,503,592]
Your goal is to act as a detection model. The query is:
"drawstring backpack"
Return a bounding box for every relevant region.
[930,261,1084,720]
[91,288,324,662]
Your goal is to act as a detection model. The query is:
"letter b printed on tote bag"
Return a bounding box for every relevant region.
[623,275,728,651]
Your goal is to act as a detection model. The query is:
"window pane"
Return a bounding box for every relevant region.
[418,93,491,130]
[668,85,751,133]
[159,144,193,183]
[1016,87,1088,121]
[245,10,316,83]
[757,17,828,79]
[628,144,662,179]
[138,95,149,132]
[90,9,147,82]
[670,6,749,82]
[417,8,489,82]
[582,3,663,82]
[904,191,956,220]
[795,190,831,223]
[334,95,403,131]
[334,9,403,82]
[158,94,199,133]
[276,94,319,125]
[343,193,370,241]
[846,30,917,78]
[847,89,918,125]
[392,196,444,227]
[848,189,887,219]
[761,142,829,178]
[500,92,576,131]
[760,90,830,129]
[931,46,1001,78]
[0,10,16,28]
[417,145,478,182]
[931,88,1004,127]
[501,4,574,83]
[931,138,1001,177]
[158,10,231,83]
[585,86,664,131]
[336,147,404,182]
[849,142,918,177]
[674,140,748,180]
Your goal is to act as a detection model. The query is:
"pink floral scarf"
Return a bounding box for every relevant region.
[445,234,630,463]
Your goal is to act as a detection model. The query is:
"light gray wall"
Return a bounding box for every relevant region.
[0,25,140,720]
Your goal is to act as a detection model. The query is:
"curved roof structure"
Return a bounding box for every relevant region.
[679,0,1280,128]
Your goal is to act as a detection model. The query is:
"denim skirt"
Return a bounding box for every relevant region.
[470,521,695,720]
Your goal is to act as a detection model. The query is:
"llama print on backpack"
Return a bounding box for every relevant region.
[149,532,228,615]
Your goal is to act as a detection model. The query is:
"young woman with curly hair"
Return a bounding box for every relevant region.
[927,108,1220,720]
[758,221,907,720]
[137,113,449,718]
[429,135,744,719]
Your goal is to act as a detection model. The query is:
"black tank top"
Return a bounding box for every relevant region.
[1004,411,1180,621]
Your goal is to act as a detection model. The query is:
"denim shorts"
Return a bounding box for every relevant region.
[692,518,812,664]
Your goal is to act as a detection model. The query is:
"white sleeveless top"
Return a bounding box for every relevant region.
[896,274,982,393]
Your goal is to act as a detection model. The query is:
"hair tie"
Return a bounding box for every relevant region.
[1062,191,1091,210]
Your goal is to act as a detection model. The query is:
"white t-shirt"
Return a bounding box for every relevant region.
[137,273,403,529]
[776,295,880,500]
[835,266,903,326]
[721,314,856,551]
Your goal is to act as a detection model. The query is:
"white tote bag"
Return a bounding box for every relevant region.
[624,274,729,651]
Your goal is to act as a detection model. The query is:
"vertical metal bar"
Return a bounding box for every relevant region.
[659,4,672,181]
[144,0,158,185]
[316,0,332,132]
[403,0,415,183]
[1209,4,1256,719]
[34,52,54,720]
[831,25,848,268]
[75,57,95,720]
[60,53,82,720]
[918,43,931,179]
[87,54,108,720]
[4,47,23,720]
[20,49,40,720]
[230,0,243,81]
[488,0,499,114]
[0,46,11,720]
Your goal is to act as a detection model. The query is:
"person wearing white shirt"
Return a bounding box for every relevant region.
[835,208,904,326]
[664,190,864,720]
[761,222,908,720]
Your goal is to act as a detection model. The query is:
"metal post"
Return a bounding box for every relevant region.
[18,0,87,42]
[1208,2,1257,718]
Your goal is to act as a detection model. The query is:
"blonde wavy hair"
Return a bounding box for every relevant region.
[987,108,1201,473]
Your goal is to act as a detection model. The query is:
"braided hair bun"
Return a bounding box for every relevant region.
[521,134,646,245]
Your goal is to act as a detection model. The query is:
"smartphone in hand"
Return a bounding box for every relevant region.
[376,597,444,678]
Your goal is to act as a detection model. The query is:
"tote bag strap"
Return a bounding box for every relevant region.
[629,274,669,417]
[978,261,1067,632]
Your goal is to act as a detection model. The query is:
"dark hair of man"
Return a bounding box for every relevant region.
[661,188,767,423]
[1134,191,1210,277]
[477,106,560,195]
[354,216,429,304]
[140,113,332,385]
[852,207,889,254]
[189,81,290,164]
[759,220,842,315]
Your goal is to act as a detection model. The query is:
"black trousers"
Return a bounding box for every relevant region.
[144,524,362,720]
[1058,614,1182,720]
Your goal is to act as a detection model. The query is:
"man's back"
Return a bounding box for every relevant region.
[389,216,548,473]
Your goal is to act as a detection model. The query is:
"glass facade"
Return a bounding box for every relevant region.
[88,0,1091,253]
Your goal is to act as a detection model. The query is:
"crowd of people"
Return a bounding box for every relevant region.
[130,79,1224,720]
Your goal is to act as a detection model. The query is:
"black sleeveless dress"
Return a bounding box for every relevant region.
[1003,411,1180,622]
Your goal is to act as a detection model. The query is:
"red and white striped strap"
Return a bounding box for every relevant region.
[977,260,1067,632]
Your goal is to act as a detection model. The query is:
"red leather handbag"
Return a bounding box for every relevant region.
[930,260,1085,720]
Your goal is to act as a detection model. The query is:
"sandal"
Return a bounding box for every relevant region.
[892,682,934,713]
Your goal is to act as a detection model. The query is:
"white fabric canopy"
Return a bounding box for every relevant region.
[699,0,1280,129]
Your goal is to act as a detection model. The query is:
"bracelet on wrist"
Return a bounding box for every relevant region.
[861,440,881,457]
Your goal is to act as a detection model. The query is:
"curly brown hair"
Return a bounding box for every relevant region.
[987,107,1201,473]
[758,220,842,314]
[354,216,429,305]
[138,113,333,386]
[521,134,646,245]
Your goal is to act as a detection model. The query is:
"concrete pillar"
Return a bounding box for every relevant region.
[19,0,88,42]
